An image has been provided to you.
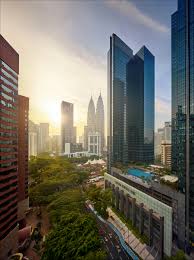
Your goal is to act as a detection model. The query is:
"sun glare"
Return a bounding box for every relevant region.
[42,101,60,126]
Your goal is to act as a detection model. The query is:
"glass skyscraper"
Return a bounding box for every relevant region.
[172,0,194,249]
[127,46,155,162]
[108,34,154,171]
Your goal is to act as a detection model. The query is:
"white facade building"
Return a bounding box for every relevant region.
[88,131,101,156]
[29,131,38,157]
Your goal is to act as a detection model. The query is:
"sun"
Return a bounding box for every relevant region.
[42,101,60,126]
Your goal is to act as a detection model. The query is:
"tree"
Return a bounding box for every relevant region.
[87,186,112,218]
[41,213,102,260]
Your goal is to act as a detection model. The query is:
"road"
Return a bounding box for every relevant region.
[96,216,132,260]
[85,203,132,260]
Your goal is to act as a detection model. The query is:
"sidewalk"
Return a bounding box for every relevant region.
[107,208,156,260]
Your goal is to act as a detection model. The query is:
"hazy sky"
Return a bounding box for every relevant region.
[1,0,176,136]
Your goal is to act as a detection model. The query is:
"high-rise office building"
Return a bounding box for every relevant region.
[84,97,96,151]
[87,96,96,131]
[28,120,39,157]
[0,35,19,258]
[88,131,101,156]
[79,135,84,147]
[18,95,29,228]
[172,0,194,248]
[61,101,76,152]
[155,122,172,162]
[39,123,49,153]
[96,93,105,153]
[127,46,154,162]
[50,135,61,153]
[164,121,171,142]
[108,34,154,170]
[155,128,164,160]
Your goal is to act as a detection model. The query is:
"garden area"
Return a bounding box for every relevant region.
[28,154,108,260]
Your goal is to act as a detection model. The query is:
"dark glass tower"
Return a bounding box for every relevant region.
[172,0,194,248]
[127,46,155,163]
[107,34,133,170]
[108,34,154,171]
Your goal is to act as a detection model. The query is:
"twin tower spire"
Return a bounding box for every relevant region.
[85,93,105,153]
[87,93,104,133]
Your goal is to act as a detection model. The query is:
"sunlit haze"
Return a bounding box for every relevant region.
[1,0,176,136]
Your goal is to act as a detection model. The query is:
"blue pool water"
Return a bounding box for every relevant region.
[128,168,153,180]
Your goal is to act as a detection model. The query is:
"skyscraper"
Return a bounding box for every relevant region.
[39,123,49,153]
[61,101,76,152]
[96,93,105,153]
[155,122,172,162]
[87,96,96,131]
[28,120,39,157]
[108,34,154,170]
[0,35,19,258]
[164,121,171,142]
[127,46,154,163]
[18,95,29,228]
[108,34,133,168]
[172,0,194,248]
[84,97,96,150]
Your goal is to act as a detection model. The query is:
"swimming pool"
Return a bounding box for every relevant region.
[128,168,153,180]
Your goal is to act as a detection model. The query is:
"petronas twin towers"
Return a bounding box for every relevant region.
[84,94,105,154]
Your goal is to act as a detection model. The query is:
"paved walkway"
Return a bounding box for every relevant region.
[107,208,157,260]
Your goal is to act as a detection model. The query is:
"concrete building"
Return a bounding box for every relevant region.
[79,135,84,147]
[28,120,39,157]
[39,123,49,153]
[164,122,171,143]
[155,128,164,160]
[61,101,76,152]
[18,95,29,228]
[88,131,101,156]
[155,122,171,162]
[50,135,60,153]
[161,141,171,168]
[65,142,83,154]
[105,168,185,259]
[0,35,19,259]
[61,151,96,158]
[29,132,38,156]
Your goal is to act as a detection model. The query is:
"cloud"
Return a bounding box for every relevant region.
[155,96,171,115]
[155,96,171,129]
[106,0,169,33]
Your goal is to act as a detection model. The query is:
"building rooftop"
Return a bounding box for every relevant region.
[161,175,178,183]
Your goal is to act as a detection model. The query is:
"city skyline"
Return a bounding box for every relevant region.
[1,0,194,259]
[1,0,177,136]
